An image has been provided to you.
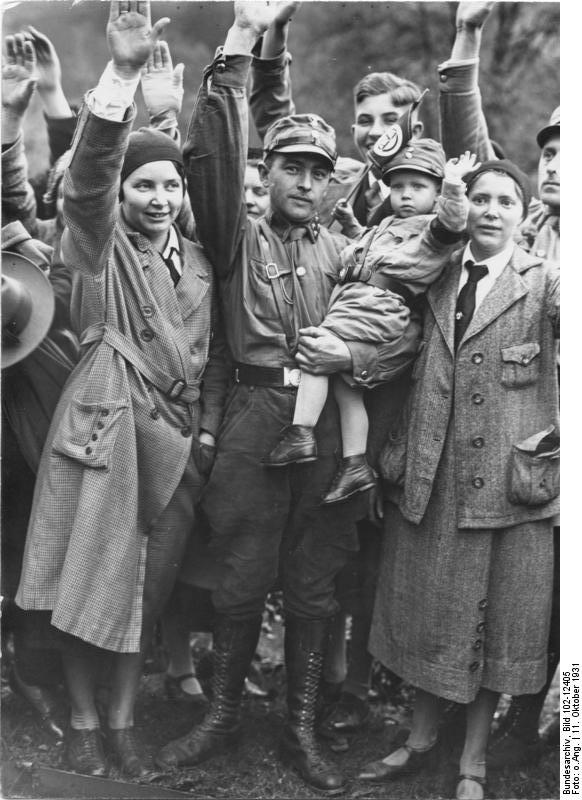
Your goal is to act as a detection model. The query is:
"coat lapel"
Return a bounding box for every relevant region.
[461,248,534,346]
[427,251,463,356]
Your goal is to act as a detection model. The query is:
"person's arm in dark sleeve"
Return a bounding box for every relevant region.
[199,288,230,438]
[438,1,497,162]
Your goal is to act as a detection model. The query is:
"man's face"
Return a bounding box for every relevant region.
[538,134,560,211]
[352,93,422,162]
[467,172,523,260]
[244,163,270,219]
[260,153,331,224]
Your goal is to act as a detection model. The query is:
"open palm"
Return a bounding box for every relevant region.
[107,0,169,72]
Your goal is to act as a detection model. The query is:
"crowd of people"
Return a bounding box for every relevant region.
[1,2,560,799]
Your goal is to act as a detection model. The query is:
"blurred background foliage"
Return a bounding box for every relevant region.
[3,1,559,187]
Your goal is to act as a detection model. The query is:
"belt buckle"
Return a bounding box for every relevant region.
[284,367,301,387]
[265,262,280,280]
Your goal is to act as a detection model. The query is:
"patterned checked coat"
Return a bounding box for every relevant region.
[16,102,228,653]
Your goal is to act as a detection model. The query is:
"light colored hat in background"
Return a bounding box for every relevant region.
[2,251,55,368]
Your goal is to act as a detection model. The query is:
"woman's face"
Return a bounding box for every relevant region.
[121,161,183,248]
[467,172,523,259]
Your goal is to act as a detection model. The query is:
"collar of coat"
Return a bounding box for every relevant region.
[266,209,320,243]
[427,244,546,356]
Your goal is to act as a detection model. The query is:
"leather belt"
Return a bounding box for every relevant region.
[234,363,301,388]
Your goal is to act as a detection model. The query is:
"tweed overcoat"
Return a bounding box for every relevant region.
[380,244,560,528]
[16,103,227,653]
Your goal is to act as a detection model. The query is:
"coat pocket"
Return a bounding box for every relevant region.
[52,398,129,470]
[508,425,560,506]
[378,403,410,487]
[500,342,541,388]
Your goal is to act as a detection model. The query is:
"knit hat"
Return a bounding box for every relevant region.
[381,138,445,183]
[463,159,532,219]
[121,128,184,184]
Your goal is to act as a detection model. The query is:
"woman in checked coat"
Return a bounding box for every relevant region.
[16,1,227,778]
[358,160,559,800]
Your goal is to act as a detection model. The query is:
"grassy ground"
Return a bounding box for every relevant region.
[1,625,559,800]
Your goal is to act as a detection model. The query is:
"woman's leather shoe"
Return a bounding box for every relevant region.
[66,728,107,776]
[164,673,209,707]
[107,727,150,778]
[358,742,436,782]
[9,667,65,740]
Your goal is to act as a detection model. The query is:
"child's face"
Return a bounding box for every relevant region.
[388,170,439,218]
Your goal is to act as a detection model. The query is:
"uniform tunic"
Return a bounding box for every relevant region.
[369,245,559,701]
[184,51,413,620]
[16,102,228,652]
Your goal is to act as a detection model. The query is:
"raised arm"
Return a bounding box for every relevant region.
[438,1,497,162]
[184,1,284,277]
[1,33,39,231]
[249,2,298,141]
[61,0,169,274]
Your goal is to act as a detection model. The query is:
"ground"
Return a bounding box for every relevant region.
[1,624,559,800]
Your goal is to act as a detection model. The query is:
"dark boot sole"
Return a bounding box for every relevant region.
[320,481,376,505]
[263,456,318,467]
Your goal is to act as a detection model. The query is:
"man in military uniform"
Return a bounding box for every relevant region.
[155,2,415,793]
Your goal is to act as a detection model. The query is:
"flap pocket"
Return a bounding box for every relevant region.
[508,425,560,506]
[52,398,129,470]
[501,341,541,388]
[378,404,410,487]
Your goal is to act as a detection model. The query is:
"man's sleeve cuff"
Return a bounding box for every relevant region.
[345,341,379,388]
[438,59,479,93]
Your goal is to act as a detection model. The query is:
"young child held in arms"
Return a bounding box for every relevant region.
[264,137,478,503]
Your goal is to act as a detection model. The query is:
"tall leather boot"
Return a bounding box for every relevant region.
[280,616,346,794]
[155,615,261,769]
[487,648,560,769]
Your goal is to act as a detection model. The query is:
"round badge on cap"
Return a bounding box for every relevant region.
[372,126,404,161]
[2,251,55,369]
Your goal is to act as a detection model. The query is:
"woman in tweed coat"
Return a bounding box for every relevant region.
[16,1,227,778]
[358,161,559,800]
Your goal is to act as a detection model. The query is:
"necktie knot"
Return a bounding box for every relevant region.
[465,261,489,284]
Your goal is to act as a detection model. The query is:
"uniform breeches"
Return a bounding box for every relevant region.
[201,384,363,619]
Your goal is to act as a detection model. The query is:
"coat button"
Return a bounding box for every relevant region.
[476,621,486,633]
[478,599,488,610]
[97,421,105,430]
[142,305,154,318]
[85,446,92,455]
[181,426,192,437]
[472,639,483,651]
[472,436,484,448]
[101,409,110,417]
[150,409,160,420]
[469,661,480,673]
[471,352,483,365]
[361,370,368,378]
[472,393,484,405]
[140,328,154,342]
[296,266,306,277]
[472,477,484,489]
[393,236,404,245]
[91,433,98,441]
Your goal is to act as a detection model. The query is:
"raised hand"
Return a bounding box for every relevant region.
[233,1,296,37]
[456,1,495,29]
[25,26,62,94]
[2,33,37,116]
[141,40,184,118]
[107,0,170,77]
[445,151,480,182]
[271,1,301,27]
